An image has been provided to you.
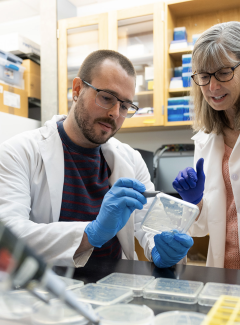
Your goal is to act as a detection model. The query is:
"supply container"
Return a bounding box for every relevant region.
[167,97,184,106]
[169,77,183,89]
[141,192,199,234]
[143,278,204,304]
[95,304,154,325]
[182,72,192,87]
[198,282,240,306]
[174,66,183,77]
[182,54,192,64]
[154,311,206,325]
[168,105,184,121]
[182,63,192,73]
[169,40,188,50]
[183,96,191,105]
[31,299,92,325]
[71,283,133,308]
[97,272,155,297]
[0,57,25,88]
[173,27,187,41]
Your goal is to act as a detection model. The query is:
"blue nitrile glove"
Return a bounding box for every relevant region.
[85,178,147,248]
[172,158,205,205]
[152,230,194,268]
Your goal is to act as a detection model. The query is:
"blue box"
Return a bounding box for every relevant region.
[168,105,184,121]
[183,112,190,121]
[168,97,185,106]
[174,67,182,77]
[173,27,187,41]
[182,72,192,87]
[182,54,192,64]
[183,96,191,106]
[182,63,192,73]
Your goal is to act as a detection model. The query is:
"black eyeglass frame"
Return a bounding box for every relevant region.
[81,79,139,118]
[191,62,240,86]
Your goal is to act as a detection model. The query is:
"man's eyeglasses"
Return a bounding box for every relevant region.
[191,62,240,86]
[81,79,138,118]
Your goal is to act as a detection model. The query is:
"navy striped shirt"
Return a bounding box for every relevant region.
[57,121,122,259]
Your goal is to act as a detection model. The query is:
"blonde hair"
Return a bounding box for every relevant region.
[191,21,240,134]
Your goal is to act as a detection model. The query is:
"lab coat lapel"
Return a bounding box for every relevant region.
[38,130,64,223]
[101,139,135,260]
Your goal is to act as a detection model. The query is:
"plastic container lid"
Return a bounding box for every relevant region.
[97,273,155,297]
[143,278,203,304]
[198,282,240,306]
[96,304,154,325]
[154,311,206,325]
[37,276,84,294]
[141,192,199,234]
[31,299,92,325]
[0,290,37,320]
[71,283,133,307]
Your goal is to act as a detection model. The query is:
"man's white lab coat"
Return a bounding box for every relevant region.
[0,115,155,267]
[189,130,240,268]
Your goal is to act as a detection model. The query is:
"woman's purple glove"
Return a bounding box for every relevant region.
[172,158,205,205]
[152,230,194,268]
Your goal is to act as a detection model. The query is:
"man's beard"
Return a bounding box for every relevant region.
[74,96,119,145]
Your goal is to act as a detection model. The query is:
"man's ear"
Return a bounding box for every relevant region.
[72,77,83,101]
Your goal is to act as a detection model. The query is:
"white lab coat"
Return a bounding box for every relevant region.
[188,130,240,268]
[0,115,155,267]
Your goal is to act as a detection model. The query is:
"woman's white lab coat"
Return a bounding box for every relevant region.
[0,115,155,267]
[189,130,240,268]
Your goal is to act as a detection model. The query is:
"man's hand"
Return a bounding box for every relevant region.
[152,231,193,268]
[85,178,147,248]
[172,158,205,205]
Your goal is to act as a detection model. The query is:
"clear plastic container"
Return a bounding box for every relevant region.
[37,276,84,295]
[154,311,206,325]
[31,299,92,325]
[0,57,25,88]
[198,282,240,306]
[71,283,133,308]
[141,192,199,234]
[143,278,203,304]
[97,273,155,297]
[95,304,154,325]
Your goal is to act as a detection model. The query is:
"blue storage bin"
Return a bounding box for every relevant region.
[174,66,183,77]
[173,27,187,41]
[182,72,192,87]
[183,112,190,121]
[183,96,191,105]
[182,54,192,64]
[168,97,185,106]
[168,105,184,121]
[182,63,192,73]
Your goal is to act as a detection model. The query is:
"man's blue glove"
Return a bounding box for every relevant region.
[172,158,205,205]
[152,230,194,268]
[85,178,147,248]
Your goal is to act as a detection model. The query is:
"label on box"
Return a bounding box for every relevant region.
[4,68,14,80]
[4,91,20,109]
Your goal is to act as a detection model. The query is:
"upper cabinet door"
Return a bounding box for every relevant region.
[58,13,108,115]
[108,3,165,130]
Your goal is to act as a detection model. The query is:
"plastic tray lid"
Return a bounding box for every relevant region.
[95,303,154,325]
[57,276,84,290]
[31,299,91,325]
[198,282,240,306]
[143,278,204,304]
[96,273,155,297]
[141,192,199,234]
[154,311,206,325]
[71,283,133,306]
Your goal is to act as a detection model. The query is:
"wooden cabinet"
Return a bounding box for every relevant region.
[164,0,240,126]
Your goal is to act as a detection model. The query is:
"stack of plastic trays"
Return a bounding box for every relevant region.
[31,299,92,325]
[198,282,240,306]
[37,276,84,296]
[182,54,192,87]
[70,283,133,308]
[95,304,154,325]
[167,96,185,121]
[143,278,203,304]
[155,311,206,325]
[96,272,155,297]
[140,192,199,234]
[201,295,240,325]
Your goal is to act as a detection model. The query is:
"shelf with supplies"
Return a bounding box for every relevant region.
[168,87,191,94]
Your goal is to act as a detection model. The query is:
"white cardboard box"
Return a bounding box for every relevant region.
[0,34,40,57]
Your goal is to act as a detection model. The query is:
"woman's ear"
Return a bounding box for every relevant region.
[72,77,82,101]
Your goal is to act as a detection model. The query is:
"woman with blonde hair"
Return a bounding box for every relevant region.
[172,21,240,269]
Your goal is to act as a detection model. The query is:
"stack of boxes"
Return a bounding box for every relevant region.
[0,50,28,117]
[169,27,188,50]
[182,54,192,87]
[167,96,192,122]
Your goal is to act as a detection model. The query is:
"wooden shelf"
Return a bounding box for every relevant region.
[169,47,193,60]
[135,91,153,96]
[169,87,191,94]
[165,120,192,127]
